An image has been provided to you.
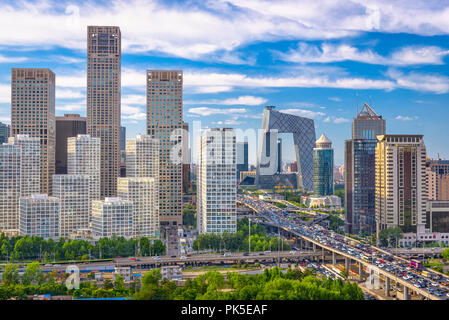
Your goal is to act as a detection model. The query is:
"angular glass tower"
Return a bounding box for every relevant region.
[345,103,386,235]
[256,106,316,191]
[313,134,333,196]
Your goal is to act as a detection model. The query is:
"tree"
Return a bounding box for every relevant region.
[378,227,403,247]
[442,248,449,260]
[103,278,114,290]
[3,264,20,286]
[114,275,126,292]
[22,261,40,285]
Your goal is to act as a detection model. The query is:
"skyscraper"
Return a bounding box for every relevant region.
[146,70,183,231]
[11,68,55,194]
[375,135,427,236]
[117,177,158,238]
[87,26,121,199]
[120,134,160,238]
[0,144,21,232]
[52,175,90,238]
[313,134,334,196]
[182,122,191,193]
[120,126,126,177]
[0,122,10,144]
[237,141,249,181]
[8,135,40,197]
[277,139,282,174]
[126,134,159,180]
[426,159,449,201]
[197,128,237,234]
[55,114,86,174]
[345,103,386,235]
[67,134,101,213]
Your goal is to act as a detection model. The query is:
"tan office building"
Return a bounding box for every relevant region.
[87,26,121,199]
[375,135,427,235]
[11,68,55,194]
[146,70,183,227]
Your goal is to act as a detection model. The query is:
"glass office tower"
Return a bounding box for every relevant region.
[313,134,333,196]
[345,103,386,235]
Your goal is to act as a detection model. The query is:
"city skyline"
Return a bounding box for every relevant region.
[0,2,449,166]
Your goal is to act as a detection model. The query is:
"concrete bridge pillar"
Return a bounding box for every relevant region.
[345,258,349,271]
[404,286,410,300]
[321,247,325,263]
[312,243,317,252]
[385,277,390,296]
[332,252,336,265]
[358,263,363,282]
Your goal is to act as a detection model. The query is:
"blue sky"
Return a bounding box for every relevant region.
[1,0,449,166]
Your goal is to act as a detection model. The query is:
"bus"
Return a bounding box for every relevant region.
[410,259,423,271]
[361,254,372,263]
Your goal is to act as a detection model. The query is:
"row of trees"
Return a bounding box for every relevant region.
[134,267,365,300]
[0,261,136,300]
[0,234,166,262]
[192,218,291,252]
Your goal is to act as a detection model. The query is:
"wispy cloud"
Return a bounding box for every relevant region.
[185,95,267,106]
[279,108,325,119]
[0,54,28,63]
[276,43,449,66]
[395,115,419,121]
[188,107,247,116]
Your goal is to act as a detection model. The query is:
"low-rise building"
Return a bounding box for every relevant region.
[161,266,182,281]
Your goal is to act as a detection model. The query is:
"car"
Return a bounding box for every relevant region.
[180,256,187,259]
[153,256,160,260]
[223,253,231,257]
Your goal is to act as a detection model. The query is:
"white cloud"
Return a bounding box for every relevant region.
[395,115,418,121]
[386,69,449,94]
[56,88,84,99]
[0,84,11,103]
[56,102,85,112]
[185,95,267,106]
[188,107,247,116]
[323,116,350,124]
[277,42,449,66]
[0,54,28,63]
[6,0,449,63]
[328,97,342,102]
[279,108,325,119]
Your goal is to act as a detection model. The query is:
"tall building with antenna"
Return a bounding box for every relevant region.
[345,103,386,235]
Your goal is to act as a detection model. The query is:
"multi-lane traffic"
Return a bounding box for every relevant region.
[238,193,449,300]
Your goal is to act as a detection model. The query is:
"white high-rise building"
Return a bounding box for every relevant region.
[197,128,237,234]
[126,134,159,180]
[0,144,21,232]
[8,135,40,197]
[91,197,133,238]
[118,177,158,238]
[19,194,60,239]
[52,175,90,238]
[68,134,100,212]
[375,135,427,236]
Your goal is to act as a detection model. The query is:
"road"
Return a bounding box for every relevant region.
[238,194,449,300]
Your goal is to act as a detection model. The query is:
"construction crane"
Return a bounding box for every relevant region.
[274,183,293,193]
